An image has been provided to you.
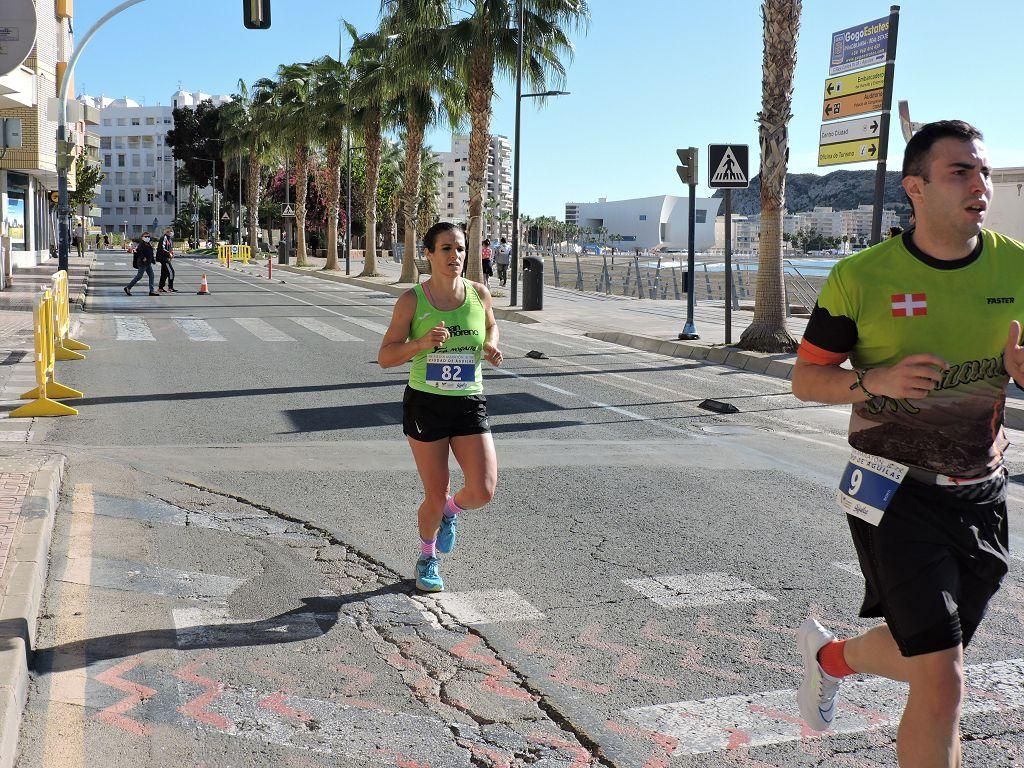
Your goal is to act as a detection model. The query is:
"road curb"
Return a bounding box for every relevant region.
[585,331,797,380]
[275,265,541,325]
[0,454,65,768]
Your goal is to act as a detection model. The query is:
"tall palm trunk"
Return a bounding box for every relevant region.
[325,140,342,270]
[739,0,801,353]
[398,114,424,284]
[465,47,493,283]
[246,154,261,254]
[359,111,383,277]
[294,144,310,266]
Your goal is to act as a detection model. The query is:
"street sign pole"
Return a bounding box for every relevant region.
[724,189,732,344]
[870,5,900,245]
[680,183,699,340]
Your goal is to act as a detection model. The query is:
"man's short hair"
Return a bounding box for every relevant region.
[902,120,984,180]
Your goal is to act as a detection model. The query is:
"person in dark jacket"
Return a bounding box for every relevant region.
[156,228,177,292]
[124,232,158,296]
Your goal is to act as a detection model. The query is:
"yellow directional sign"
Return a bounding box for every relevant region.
[823,65,885,100]
[818,137,882,167]
[822,88,883,121]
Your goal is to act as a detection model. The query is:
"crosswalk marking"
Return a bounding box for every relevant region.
[114,315,156,341]
[173,317,225,342]
[624,573,776,608]
[289,317,360,341]
[231,317,295,342]
[338,314,390,335]
[622,657,1024,756]
[428,589,545,625]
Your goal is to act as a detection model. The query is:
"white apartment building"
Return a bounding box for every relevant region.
[434,134,512,240]
[79,90,231,237]
[717,204,901,252]
[566,195,721,252]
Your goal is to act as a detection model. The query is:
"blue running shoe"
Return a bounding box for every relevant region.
[415,555,444,592]
[437,514,458,554]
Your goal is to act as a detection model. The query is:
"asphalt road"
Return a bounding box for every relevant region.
[16,252,1024,767]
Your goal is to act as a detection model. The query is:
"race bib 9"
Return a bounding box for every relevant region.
[836,449,909,526]
[425,353,477,390]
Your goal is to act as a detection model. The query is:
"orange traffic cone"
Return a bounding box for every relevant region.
[197,274,211,295]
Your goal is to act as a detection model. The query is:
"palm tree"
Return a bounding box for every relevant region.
[418,145,443,229]
[738,0,801,353]
[219,79,272,255]
[445,0,589,281]
[379,138,403,254]
[383,0,464,284]
[346,22,397,277]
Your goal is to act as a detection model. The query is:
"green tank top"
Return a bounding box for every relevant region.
[408,279,486,396]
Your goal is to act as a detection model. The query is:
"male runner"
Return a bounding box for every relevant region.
[791,120,1021,767]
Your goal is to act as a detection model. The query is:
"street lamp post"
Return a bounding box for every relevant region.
[509,0,569,305]
[346,141,365,276]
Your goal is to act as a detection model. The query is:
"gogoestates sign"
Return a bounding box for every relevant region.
[829,16,890,76]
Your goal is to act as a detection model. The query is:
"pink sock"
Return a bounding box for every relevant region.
[420,537,436,557]
[444,496,464,519]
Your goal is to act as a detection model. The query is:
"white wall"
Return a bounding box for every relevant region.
[988,169,1024,242]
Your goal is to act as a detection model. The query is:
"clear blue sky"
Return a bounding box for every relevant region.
[74,0,1024,217]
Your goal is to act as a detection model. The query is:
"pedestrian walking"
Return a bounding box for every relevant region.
[124,232,158,296]
[494,237,511,286]
[73,222,85,259]
[94,233,101,251]
[378,222,503,593]
[103,234,110,250]
[791,120,1018,767]
[156,228,177,292]
[481,238,493,285]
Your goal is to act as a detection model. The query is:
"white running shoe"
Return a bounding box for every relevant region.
[797,616,842,731]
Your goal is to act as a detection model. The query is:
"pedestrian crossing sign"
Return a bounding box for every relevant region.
[708,144,750,189]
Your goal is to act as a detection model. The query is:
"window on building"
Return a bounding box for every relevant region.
[447,181,454,188]
[447,203,453,209]
[145,117,156,125]
[143,207,153,215]
[131,117,140,126]
[118,154,126,167]
[695,210,707,224]
[447,171,454,177]
[115,207,124,216]
[131,155,141,168]
[163,118,171,124]
[104,190,112,203]
[114,137,125,148]
[639,215,647,221]
[132,190,141,202]
[117,118,127,126]
[146,156,154,167]
[103,154,111,167]
[147,192,155,202]
[459,186,467,193]
[118,190,126,202]
[460,166,466,171]
[100,136,112,149]
[127,136,140,148]
[115,172,124,184]
[447,192,454,199]
[102,118,112,126]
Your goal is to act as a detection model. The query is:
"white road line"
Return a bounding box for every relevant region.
[114,315,155,341]
[231,317,296,342]
[173,317,225,342]
[289,317,360,341]
[427,589,545,625]
[832,560,864,578]
[338,314,390,334]
[622,657,1024,756]
[623,573,776,608]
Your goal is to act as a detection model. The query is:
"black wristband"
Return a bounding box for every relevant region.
[849,368,878,400]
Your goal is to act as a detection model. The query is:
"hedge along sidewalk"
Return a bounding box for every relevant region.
[0,452,65,768]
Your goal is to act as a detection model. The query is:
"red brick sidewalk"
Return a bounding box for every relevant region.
[0,472,31,580]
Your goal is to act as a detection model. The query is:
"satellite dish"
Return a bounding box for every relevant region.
[0,0,37,78]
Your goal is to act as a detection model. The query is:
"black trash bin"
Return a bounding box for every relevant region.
[277,237,289,265]
[522,255,543,311]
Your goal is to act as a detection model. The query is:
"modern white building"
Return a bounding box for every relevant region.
[565,195,722,252]
[78,90,232,237]
[987,167,1024,242]
[434,134,512,240]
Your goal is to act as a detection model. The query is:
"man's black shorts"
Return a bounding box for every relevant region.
[848,473,1009,657]
[402,386,490,443]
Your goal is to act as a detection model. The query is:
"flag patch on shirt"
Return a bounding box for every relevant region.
[891,293,927,317]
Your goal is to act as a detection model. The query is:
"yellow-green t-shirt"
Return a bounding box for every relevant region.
[798,229,1024,477]
[407,279,486,396]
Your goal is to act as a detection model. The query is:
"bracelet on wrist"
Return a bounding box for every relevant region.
[849,368,878,400]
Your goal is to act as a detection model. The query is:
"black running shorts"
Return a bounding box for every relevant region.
[847,473,1009,657]
[402,386,490,443]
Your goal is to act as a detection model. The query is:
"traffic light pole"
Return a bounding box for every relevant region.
[679,183,699,340]
[56,0,149,272]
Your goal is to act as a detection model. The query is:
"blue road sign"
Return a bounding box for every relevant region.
[829,16,890,76]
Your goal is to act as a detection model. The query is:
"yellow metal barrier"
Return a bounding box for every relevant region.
[217,244,251,266]
[11,289,82,418]
[51,271,90,361]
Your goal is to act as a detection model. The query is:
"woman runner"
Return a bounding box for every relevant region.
[379,222,503,592]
